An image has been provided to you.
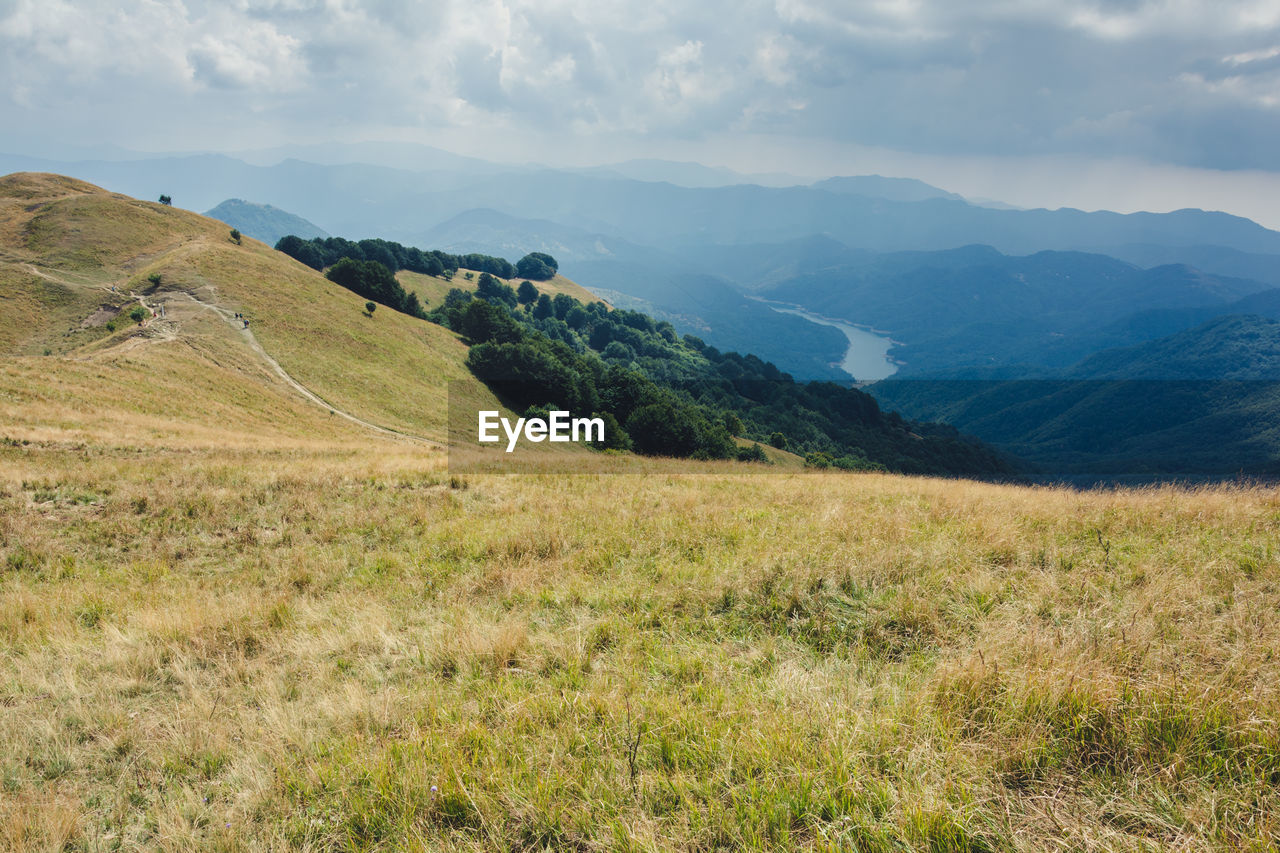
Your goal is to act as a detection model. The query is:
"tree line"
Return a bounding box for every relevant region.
[431,274,1010,474]
[275,235,557,281]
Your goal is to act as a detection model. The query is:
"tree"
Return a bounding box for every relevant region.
[516,252,558,281]
[457,299,524,345]
[229,228,242,245]
[602,341,635,361]
[590,411,632,451]
[325,258,425,319]
[275,235,325,270]
[129,306,146,323]
[476,273,518,308]
[517,280,539,305]
[365,301,377,315]
[158,194,172,206]
[565,305,591,330]
[769,431,789,450]
[551,293,575,321]
[532,293,554,320]
[723,411,744,436]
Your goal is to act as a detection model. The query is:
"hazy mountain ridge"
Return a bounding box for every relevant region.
[871,314,1280,474]
[204,198,330,246]
[764,246,1274,374]
[5,151,1280,259]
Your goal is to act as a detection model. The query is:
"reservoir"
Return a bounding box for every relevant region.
[758,300,899,382]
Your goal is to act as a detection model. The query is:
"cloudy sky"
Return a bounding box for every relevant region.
[3,0,1280,224]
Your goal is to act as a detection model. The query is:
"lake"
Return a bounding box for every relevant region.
[758,300,899,382]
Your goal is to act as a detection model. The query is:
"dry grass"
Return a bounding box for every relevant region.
[0,173,510,445]
[3,172,1279,851]
[398,270,609,314]
[2,440,1278,851]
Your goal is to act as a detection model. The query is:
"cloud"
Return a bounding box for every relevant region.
[2,0,1279,170]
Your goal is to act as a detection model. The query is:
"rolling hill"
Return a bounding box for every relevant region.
[871,315,1280,476]
[204,198,330,247]
[1,172,1008,478]
[764,246,1274,374]
[4,174,1280,853]
[0,172,489,450]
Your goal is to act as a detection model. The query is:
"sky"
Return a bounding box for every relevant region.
[2,0,1280,226]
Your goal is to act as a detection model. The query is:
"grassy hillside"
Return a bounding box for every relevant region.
[398,269,606,314]
[0,172,497,448]
[3,447,1279,850]
[4,172,1279,850]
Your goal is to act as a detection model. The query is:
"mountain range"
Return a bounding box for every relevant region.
[5,144,1280,476]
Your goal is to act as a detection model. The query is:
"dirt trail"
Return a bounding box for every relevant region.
[3,244,441,446]
[169,290,443,447]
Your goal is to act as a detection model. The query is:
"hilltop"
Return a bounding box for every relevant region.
[204,198,330,247]
[0,172,486,450]
[0,173,1009,477]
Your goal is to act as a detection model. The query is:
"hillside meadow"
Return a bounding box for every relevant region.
[2,173,1279,851]
[3,438,1279,852]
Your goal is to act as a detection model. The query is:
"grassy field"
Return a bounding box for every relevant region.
[3,173,1280,851]
[398,270,608,315]
[0,173,504,445]
[2,441,1279,851]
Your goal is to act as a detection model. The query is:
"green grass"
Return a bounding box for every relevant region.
[0,172,508,445]
[2,444,1279,850]
[398,269,609,315]
[3,173,1279,851]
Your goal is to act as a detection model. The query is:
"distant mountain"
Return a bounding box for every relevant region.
[871,315,1280,476]
[764,246,1273,374]
[6,153,1280,260]
[1095,243,1280,289]
[416,208,852,381]
[1067,314,1280,380]
[226,140,510,175]
[417,208,635,263]
[811,175,964,203]
[204,199,329,246]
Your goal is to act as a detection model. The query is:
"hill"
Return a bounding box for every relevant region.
[764,246,1273,374]
[1,173,1011,478]
[811,174,965,203]
[0,172,488,449]
[204,198,330,247]
[871,315,1280,475]
[418,208,853,380]
[3,175,1279,852]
